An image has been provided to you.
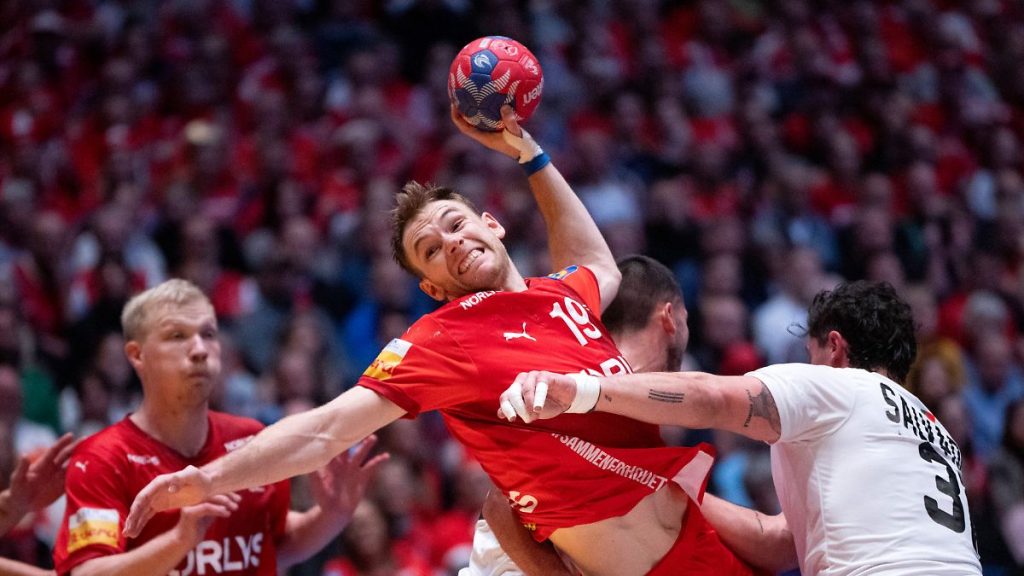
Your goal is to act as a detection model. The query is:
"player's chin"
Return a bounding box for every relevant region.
[463,267,503,292]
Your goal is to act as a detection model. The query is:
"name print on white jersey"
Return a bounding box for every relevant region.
[879,382,976,549]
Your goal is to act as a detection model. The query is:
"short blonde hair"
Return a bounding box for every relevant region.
[121,279,212,342]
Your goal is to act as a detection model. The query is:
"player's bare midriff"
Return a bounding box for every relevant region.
[549,485,688,576]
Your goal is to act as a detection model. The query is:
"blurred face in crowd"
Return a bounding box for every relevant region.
[344,501,389,559]
[125,300,220,408]
[402,200,514,301]
[1008,403,1024,451]
[0,366,22,425]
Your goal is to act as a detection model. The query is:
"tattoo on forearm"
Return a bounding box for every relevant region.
[648,389,685,403]
[744,386,781,434]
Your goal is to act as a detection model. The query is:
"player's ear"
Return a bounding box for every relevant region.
[826,330,850,367]
[658,302,676,335]
[481,212,506,239]
[124,340,143,371]
[418,278,447,302]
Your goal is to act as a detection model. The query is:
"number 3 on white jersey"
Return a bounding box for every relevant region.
[550,297,601,345]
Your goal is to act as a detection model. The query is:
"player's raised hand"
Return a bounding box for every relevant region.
[498,371,581,423]
[451,105,542,162]
[125,465,213,538]
[310,435,389,525]
[10,432,75,512]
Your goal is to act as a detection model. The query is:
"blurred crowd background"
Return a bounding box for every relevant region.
[2,0,1024,574]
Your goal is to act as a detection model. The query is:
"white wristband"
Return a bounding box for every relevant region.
[502,127,544,163]
[567,373,601,413]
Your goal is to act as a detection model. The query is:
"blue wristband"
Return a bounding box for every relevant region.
[521,152,551,176]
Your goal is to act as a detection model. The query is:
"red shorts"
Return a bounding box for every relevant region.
[646,503,769,576]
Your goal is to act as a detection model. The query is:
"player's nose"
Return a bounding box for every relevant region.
[445,234,464,255]
[188,334,209,360]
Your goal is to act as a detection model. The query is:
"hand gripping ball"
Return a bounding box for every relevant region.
[448,36,544,131]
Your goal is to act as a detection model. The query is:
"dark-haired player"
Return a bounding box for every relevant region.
[501,281,983,575]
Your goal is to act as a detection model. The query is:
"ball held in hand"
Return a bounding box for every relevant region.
[448,36,543,131]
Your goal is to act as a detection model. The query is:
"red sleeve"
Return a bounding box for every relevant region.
[551,265,602,318]
[53,448,129,575]
[357,316,480,417]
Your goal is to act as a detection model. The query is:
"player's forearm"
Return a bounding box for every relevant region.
[596,372,727,429]
[700,494,797,573]
[528,164,620,308]
[595,373,780,443]
[206,388,404,494]
[483,491,574,576]
[277,507,351,570]
[70,529,197,576]
[0,490,28,536]
[0,557,52,576]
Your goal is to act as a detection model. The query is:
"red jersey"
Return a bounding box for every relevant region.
[360,266,714,540]
[54,412,290,576]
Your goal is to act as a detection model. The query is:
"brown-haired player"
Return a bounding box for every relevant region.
[123,109,776,576]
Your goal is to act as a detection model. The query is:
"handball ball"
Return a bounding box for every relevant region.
[448,36,543,131]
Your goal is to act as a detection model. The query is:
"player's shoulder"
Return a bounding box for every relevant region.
[66,418,142,475]
[72,418,136,455]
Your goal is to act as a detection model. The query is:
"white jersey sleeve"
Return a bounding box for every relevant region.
[748,363,858,443]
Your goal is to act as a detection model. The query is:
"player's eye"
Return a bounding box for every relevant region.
[426,245,439,259]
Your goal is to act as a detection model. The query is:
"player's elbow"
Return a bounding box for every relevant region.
[762,515,798,572]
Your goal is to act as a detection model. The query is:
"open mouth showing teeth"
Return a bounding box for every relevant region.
[458,249,482,274]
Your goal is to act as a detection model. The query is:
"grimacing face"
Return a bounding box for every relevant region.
[402,200,513,301]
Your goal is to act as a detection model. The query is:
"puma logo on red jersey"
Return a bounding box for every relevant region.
[503,323,536,342]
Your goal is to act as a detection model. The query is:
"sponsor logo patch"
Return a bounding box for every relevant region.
[363,339,412,381]
[547,265,579,280]
[67,508,119,552]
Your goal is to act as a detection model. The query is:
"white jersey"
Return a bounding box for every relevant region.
[458,519,577,576]
[458,519,526,576]
[750,364,982,576]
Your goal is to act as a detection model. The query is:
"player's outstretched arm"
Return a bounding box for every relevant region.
[0,556,53,576]
[451,105,620,310]
[499,371,782,444]
[483,491,575,576]
[124,387,405,537]
[700,494,797,573]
